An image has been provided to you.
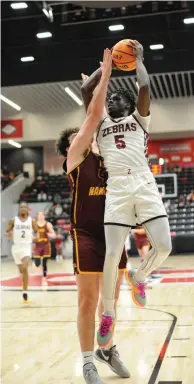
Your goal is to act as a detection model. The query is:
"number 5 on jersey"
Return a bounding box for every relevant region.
[114,135,126,149]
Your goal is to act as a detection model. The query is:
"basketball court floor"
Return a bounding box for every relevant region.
[1,255,194,384]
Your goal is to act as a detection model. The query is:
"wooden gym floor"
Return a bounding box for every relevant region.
[1,255,194,384]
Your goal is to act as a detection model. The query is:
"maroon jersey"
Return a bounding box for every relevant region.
[64,151,107,237]
[37,223,49,244]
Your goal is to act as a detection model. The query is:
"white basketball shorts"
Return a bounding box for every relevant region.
[104,169,167,227]
[12,244,32,265]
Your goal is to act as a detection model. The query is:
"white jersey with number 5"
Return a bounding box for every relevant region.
[13,216,33,245]
[96,109,151,175]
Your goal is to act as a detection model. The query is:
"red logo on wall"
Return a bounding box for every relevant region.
[1,120,23,139]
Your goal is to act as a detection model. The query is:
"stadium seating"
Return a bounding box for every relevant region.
[162,167,194,236]
[168,203,194,235]
[19,173,71,203]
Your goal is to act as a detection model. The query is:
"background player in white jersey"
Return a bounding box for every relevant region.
[6,202,38,303]
[81,40,172,348]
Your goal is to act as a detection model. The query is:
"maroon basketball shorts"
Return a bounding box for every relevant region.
[71,228,127,274]
[34,242,51,258]
[135,235,150,250]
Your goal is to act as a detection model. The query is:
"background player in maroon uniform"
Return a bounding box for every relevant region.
[133,226,150,262]
[33,211,56,284]
[56,49,129,384]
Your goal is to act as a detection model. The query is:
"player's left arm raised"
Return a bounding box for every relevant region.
[67,49,112,170]
[131,40,150,117]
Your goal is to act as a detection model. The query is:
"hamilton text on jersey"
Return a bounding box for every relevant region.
[102,122,137,137]
[88,186,106,196]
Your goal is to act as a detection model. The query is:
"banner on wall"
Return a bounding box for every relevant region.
[1,120,23,139]
[160,143,191,153]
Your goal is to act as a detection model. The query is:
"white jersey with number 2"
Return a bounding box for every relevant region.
[13,216,33,245]
[96,109,151,175]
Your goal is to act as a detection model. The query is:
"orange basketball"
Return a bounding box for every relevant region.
[112,39,136,71]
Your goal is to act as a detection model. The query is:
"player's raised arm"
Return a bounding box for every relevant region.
[81,67,102,111]
[81,72,108,118]
[67,49,112,168]
[131,40,150,117]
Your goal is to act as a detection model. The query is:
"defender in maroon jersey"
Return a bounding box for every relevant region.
[56,50,129,384]
[63,150,126,274]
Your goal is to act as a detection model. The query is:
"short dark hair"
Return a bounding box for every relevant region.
[108,87,136,114]
[19,201,28,215]
[56,127,79,157]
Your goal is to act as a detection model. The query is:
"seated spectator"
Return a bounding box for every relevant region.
[2,165,9,176]
[54,193,61,205]
[62,211,69,219]
[54,204,63,217]
[164,199,171,213]
[36,169,43,180]
[9,172,15,180]
[37,190,47,201]
[174,164,182,173]
[178,194,186,208]
[170,200,177,211]
[187,190,194,203]
[167,166,173,173]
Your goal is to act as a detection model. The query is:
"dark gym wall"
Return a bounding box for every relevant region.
[1,147,43,175]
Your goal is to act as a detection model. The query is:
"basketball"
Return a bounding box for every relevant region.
[112,39,136,71]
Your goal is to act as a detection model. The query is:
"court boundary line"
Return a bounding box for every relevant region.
[144,307,177,384]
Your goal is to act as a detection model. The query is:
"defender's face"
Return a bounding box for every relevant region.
[67,131,92,151]
[19,203,28,215]
[107,93,127,115]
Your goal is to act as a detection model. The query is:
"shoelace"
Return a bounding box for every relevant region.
[138,282,146,298]
[85,367,98,383]
[100,316,112,337]
[106,348,125,369]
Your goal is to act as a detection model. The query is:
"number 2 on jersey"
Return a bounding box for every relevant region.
[21,230,25,238]
[114,135,126,149]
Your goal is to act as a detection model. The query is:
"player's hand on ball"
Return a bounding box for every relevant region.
[130,40,144,61]
[110,47,118,70]
[101,48,112,79]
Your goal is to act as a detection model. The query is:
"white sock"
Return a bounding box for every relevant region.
[23,291,27,295]
[103,300,115,318]
[82,351,93,365]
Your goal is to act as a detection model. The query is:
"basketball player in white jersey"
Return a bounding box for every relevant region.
[81,40,172,348]
[6,202,38,303]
